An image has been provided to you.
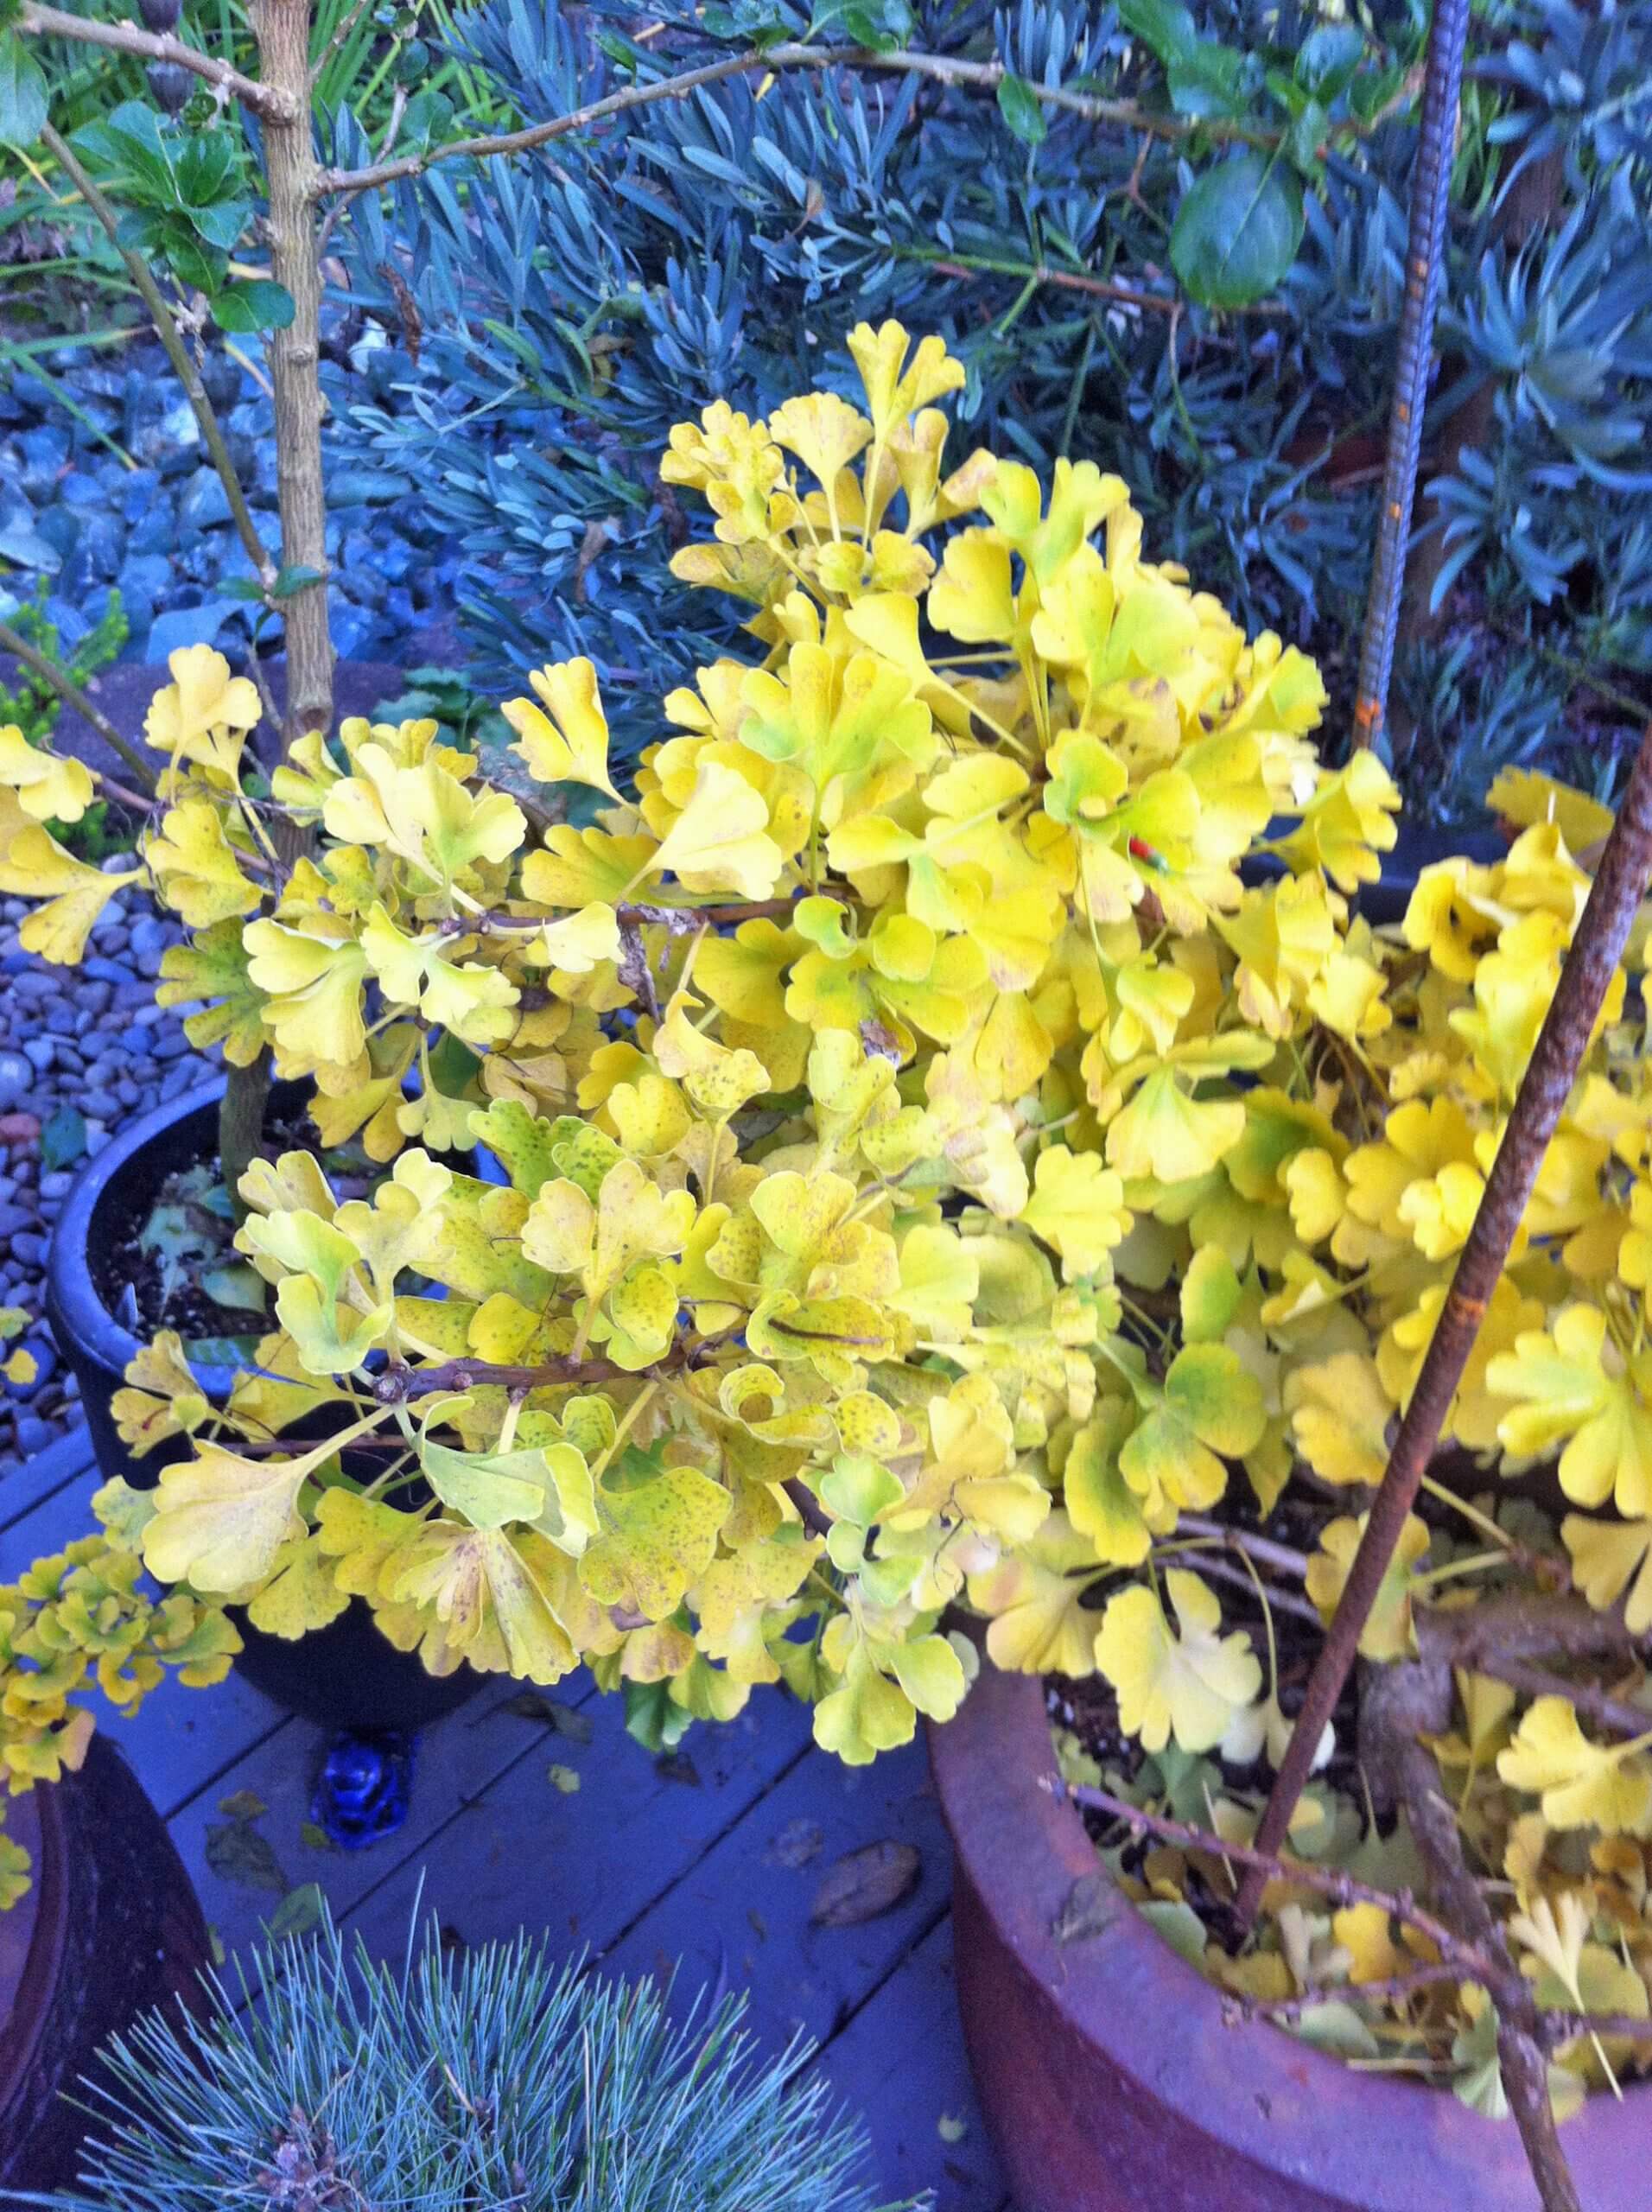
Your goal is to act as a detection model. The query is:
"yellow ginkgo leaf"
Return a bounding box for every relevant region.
[0,725,95,822]
[648,763,785,901]
[1022,1146,1132,1281]
[1562,1514,1652,1635]
[541,902,621,975]
[1487,1304,1652,1515]
[967,1513,1104,1677]
[244,920,369,1070]
[110,1330,212,1454]
[143,643,260,780]
[0,803,146,965]
[1305,1512,1429,1659]
[1286,1355,1393,1488]
[1496,1697,1652,1834]
[503,658,621,799]
[144,798,263,927]
[141,1433,340,1592]
[1094,1568,1261,1754]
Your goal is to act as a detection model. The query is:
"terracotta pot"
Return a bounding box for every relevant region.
[46,1077,479,1732]
[0,1737,208,2193]
[928,1662,1648,2212]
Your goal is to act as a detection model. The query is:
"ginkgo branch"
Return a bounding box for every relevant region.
[0,617,156,793]
[1380,1705,1583,2212]
[372,1334,732,1402]
[1046,1774,1486,1969]
[18,2,296,119]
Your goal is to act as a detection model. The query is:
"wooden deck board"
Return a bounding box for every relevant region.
[341,1679,816,1965]
[600,1730,951,2054]
[816,1915,1008,2212]
[4,1421,1013,2207]
[0,1423,98,1538]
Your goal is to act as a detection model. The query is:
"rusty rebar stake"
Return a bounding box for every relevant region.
[1236,715,1652,1925]
[1350,0,1471,755]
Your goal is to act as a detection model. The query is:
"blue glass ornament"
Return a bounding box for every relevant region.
[311,1730,415,1848]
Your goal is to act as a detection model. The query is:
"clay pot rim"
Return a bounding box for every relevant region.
[929,1660,1649,2211]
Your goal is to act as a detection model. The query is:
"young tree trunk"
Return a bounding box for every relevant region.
[251,0,332,756]
[226,0,329,1201]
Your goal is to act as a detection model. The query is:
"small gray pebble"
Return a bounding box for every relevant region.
[86,1128,111,1158]
[11,1231,46,1267]
[81,1089,122,1120]
[38,1171,73,1199]
[14,1414,51,1456]
[22,1038,54,1074]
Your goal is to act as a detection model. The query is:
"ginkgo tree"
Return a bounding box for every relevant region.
[3,326,1652,2176]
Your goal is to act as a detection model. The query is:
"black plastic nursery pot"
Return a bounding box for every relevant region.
[44,1078,478,1734]
[930,1663,1649,2212]
[0,1735,209,2193]
[1357,817,1508,927]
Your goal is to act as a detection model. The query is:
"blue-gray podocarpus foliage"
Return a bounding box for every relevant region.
[326,0,1652,815]
[51,1912,900,2212]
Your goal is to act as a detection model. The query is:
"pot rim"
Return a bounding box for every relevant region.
[929,1660,1649,2211]
[45,1074,505,1399]
[46,1077,242,1399]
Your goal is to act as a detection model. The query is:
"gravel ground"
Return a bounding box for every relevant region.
[0,885,220,1474]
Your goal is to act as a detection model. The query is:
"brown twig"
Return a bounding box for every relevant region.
[1240,719,1652,1924]
[1414,1592,1636,1672]
[1048,1776,1487,1969]
[1175,1515,1312,1579]
[20,1,295,118]
[313,41,1420,200]
[783,1478,833,1540]
[0,618,157,794]
[43,126,278,602]
[1166,1548,1322,1626]
[1466,1655,1650,1742]
[372,1335,728,1404]
[1234,1961,1467,2024]
[923,252,1289,321]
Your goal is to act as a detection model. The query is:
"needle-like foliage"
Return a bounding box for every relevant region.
[50,1910,905,2212]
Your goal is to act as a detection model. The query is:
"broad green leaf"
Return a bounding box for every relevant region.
[1170,152,1305,309]
[0,37,48,147]
[995,72,1047,147]
[214,280,295,333]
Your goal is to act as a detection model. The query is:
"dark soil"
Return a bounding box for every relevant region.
[92,1111,375,1348]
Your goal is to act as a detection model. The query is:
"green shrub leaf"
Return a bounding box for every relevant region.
[1170,150,1305,307]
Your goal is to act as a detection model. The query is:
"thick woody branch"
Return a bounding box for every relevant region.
[19,2,295,119]
[42,125,277,601]
[314,43,1421,200]
[1238,719,1652,1923]
[1414,1592,1638,1672]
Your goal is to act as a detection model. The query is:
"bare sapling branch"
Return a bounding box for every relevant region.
[17,1,295,118]
[42,124,278,601]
